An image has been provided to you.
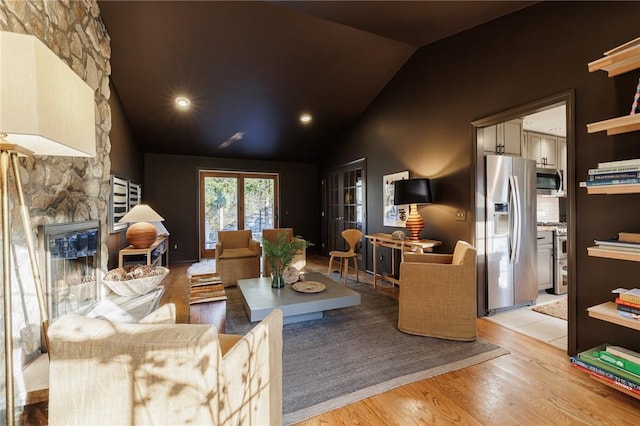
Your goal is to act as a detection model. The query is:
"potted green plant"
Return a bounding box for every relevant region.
[262,232,309,288]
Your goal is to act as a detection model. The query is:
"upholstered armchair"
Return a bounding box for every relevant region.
[398,241,477,341]
[48,308,283,426]
[215,229,261,287]
[261,228,306,277]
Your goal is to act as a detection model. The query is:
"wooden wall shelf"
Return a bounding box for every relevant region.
[586,183,640,194]
[587,246,640,262]
[587,302,640,331]
[587,114,640,136]
[588,40,640,76]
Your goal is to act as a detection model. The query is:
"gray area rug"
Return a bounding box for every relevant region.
[225,273,509,425]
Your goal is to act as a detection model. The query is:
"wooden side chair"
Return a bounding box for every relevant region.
[328,228,362,286]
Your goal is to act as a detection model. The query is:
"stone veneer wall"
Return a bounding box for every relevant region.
[0,0,111,364]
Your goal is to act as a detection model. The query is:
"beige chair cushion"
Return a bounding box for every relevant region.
[218,229,251,249]
[218,247,258,259]
[137,302,176,324]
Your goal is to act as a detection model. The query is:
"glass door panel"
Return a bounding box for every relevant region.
[200,171,278,258]
[202,175,238,253]
[322,161,366,260]
[244,177,275,241]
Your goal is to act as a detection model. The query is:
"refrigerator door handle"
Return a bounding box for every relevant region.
[512,175,522,263]
[508,175,519,263]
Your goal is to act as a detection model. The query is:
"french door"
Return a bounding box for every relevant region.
[322,159,366,268]
[199,171,278,258]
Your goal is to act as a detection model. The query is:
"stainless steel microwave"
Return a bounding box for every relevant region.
[536,168,563,194]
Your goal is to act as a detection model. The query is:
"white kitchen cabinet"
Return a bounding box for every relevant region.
[557,137,567,189]
[483,119,523,155]
[537,231,554,291]
[526,131,557,167]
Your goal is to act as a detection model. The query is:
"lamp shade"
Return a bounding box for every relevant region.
[393,178,432,205]
[0,31,96,156]
[119,205,165,249]
[119,204,165,224]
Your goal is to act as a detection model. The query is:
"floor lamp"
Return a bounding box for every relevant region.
[0,31,96,423]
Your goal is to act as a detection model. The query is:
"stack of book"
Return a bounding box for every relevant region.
[571,344,640,396]
[586,158,640,186]
[189,273,227,304]
[614,288,640,320]
[594,232,640,254]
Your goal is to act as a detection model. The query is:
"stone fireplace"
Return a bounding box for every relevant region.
[0,0,113,407]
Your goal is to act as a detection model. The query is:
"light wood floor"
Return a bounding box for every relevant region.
[299,255,640,425]
[21,256,640,425]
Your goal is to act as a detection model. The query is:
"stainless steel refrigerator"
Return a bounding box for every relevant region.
[485,154,537,313]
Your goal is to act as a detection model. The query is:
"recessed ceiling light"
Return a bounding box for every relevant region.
[299,113,312,124]
[175,96,191,110]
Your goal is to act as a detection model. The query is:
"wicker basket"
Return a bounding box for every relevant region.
[103,266,169,296]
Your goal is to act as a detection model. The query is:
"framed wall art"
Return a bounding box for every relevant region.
[383,171,409,227]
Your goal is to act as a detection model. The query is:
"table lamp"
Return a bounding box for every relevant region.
[0,31,96,423]
[119,204,165,248]
[394,178,432,240]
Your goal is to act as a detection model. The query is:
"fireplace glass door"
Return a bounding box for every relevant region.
[37,221,100,321]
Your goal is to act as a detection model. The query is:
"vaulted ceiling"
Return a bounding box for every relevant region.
[99,1,537,163]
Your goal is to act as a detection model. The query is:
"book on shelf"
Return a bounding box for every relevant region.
[618,311,640,320]
[594,238,640,250]
[189,273,222,288]
[613,288,640,305]
[598,158,640,169]
[571,356,640,393]
[617,303,640,316]
[607,345,640,365]
[190,287,227,304]
[587,171,640,180]
[595,349,640,376]
[191,284,225,296]
[595,244,640,253]
[585,178,640,186]
[619,232,640,244]
[191,279,223,288]
[616,297,640,310]
[578,345,640,385]
[588,165,640,175]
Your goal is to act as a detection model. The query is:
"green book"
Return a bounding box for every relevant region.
[579,344,640,385]
[595,349,640,376]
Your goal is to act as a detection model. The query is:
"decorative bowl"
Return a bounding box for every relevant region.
[103,266,169,297]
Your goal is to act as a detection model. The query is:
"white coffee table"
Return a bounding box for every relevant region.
[237,272,361,324]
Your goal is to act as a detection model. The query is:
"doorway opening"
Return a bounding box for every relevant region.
[472,91,575,353]
[199,170,279,259]
[321,159,366,271]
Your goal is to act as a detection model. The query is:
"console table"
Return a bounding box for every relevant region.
[365,233,441,288]
[119,235,169,268]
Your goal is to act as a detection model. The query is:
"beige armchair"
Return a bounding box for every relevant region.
[262,228,306,277]
[215,229,261,287]
[48,308,283,426]
[398,241,477,341]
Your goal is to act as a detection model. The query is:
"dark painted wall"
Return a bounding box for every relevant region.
[107,82,144,268]
[144,153,319,264]
[325,1,640,354]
